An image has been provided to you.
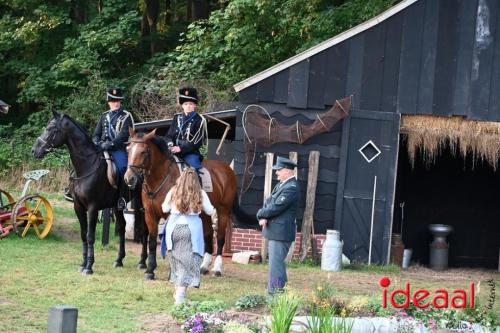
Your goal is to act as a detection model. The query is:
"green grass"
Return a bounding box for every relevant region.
[0,234,171,332]
[0,193,264,332]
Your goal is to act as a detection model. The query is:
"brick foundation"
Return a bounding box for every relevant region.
[229,228,326,258]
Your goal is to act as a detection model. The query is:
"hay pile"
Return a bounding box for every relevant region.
[400,115,500,170]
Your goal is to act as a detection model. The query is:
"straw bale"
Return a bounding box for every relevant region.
[400,115,500,170]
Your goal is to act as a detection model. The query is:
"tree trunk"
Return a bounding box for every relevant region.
[186,0,192,21]
[191,0,209,20]
[98,0,103,13]
[165,0,172,25]
[141,0,160,57]
[141,10,150,37]
[70,0,88,23]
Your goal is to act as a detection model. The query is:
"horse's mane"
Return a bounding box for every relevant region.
[62,114,93,144]
[134,132,170,155]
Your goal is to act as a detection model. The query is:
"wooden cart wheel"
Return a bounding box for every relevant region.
[12,194,53,239]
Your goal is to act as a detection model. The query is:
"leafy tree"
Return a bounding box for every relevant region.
[157,0,399,86]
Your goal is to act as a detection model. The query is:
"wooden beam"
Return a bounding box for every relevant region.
[285,152,298,262]
[261,152,274,262]
[299,151,320,262]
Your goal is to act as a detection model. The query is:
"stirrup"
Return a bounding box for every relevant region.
[117,197,127,210]
[64,187,74,202]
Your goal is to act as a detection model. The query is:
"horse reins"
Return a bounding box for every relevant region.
[128,139,175,223]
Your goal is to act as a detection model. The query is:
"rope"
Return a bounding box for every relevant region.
[242,104,272,143]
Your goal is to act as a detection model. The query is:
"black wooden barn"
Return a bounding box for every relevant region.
[230,0,500,268]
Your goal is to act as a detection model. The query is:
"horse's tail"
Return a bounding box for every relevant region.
[231,194,259,229]
[132,180,146,243]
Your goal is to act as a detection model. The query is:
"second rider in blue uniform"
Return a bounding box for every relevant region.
[92,87,134,209]
[164,87,205,178]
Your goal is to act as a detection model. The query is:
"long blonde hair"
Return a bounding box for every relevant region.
[170,167,202,214]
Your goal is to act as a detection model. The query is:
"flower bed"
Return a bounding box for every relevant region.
[172,281,499,333]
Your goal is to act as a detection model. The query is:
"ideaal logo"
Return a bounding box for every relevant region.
[379,276,475,309]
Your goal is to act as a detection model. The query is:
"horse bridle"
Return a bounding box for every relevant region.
[127,139,173,200]
[127,140,151,178]
[35,119,61,153]
[36,116,101,179]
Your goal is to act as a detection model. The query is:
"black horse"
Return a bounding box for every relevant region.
[32,111,147,275]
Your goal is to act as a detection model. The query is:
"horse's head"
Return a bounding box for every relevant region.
[32,110,67,159]
[124,128,157,190]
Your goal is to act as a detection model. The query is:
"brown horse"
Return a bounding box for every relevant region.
[124,128,240,279]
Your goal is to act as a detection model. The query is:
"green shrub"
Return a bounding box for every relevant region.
[235,294,268,310]
[170,299,225,321]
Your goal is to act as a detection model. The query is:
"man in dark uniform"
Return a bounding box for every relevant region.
[164,87,206,177]
[256,156,300,293]
[92,87,134,208]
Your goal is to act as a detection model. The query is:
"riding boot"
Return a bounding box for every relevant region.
[117,178,127,210]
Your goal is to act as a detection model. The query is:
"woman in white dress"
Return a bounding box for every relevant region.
[161,167,214,304]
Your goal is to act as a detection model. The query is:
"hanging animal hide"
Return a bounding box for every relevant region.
[240,96,352,197]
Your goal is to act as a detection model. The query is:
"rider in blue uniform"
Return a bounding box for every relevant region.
[92,87,134,208]
[164,87,206,180]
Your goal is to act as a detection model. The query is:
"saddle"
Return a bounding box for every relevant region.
[173,155,213,192]
[103,151,118,189]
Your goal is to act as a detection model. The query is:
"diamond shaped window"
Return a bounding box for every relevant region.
[358,140,381,163]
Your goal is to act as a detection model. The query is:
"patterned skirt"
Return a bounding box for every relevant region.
[167,224,202,288]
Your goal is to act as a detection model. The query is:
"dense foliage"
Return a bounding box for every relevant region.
[0,0,398,177]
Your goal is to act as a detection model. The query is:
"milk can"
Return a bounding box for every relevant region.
[321,230,343,272]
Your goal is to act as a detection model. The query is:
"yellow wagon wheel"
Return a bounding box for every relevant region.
[0,189,15,227]
[12,194,53,239]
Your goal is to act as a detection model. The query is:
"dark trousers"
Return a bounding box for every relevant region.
[267,239,292,293]
[183,153,202,169]
[110,150,128,178]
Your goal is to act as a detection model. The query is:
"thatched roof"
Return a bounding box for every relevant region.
[400,115,500,170]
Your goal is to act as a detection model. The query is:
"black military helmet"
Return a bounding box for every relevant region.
[178,87,198,105]
[106,87,124,102]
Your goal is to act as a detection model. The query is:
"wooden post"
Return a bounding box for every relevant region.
[285,152,298,262]
[260,153,274,262]
[368,175,377,265]
[299,151,320,262]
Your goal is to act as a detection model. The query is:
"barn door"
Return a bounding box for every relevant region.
[334,110,400,264]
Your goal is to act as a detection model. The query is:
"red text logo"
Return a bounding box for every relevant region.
[379,276,475,309]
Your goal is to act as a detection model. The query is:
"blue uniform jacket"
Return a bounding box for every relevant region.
[92,108,133,150]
